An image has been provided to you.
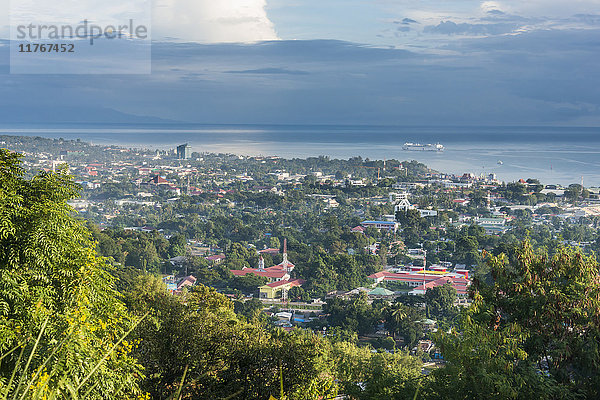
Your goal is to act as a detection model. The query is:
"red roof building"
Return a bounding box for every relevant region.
[206,254,226,263]
[264,278,306,289]
[259,248,280,255]
[231,268,290,282]
[148,175,170,185]
[176,275,197,291]
[410,276,470,297]
[368,270,471,297]
[232,241,295,283]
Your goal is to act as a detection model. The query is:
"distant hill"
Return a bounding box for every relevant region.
[0,105,178,124]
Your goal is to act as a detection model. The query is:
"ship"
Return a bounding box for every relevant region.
[403,142,444,152]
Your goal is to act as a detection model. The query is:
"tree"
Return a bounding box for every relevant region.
[332,341,422,400]
[455,235,480,266]
[428,241,600,399]
[233,298,264,320]
[230,273,268,293]
[168,233,187,258]
[288,286,311,302]
[387,302,408,339]
[0,150,143,398]
[129,283,338,399]
[425,283,457,320]
[323,293,380,336]
[269,236,281,250]
[384,302,424,347]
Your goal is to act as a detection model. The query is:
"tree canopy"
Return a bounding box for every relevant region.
[0,149,143,398]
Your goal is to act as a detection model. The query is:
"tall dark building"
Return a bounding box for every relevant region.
[176,143,192,160]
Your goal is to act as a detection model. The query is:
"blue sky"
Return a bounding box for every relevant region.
[1,0,599,126]
[267,0,600,47]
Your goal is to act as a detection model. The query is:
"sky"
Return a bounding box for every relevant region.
[0,0,599,126]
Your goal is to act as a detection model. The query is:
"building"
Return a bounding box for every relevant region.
[368,270,470,297]
[259,279,305,299]
[473,217,508,234]
[177,275,197,291]
[230,257,290,283]
[164,275,197,295]
[418,209,438,218]
[177,143,192,160]
[409,276,470,297]
[389,192,409,203]
[206,254,226,263]
[231,240,295,283]
[368,287,396,298]
[267,239,295,273]
[361,220,399,233]
[345,178,367,187]
[390,192,414,213]
[147,175,170,186]
[258,248,280,255]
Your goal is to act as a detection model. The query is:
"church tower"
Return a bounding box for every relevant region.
[282,238,289,268]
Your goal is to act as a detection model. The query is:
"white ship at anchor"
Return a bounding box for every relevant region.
[403,142,444,152]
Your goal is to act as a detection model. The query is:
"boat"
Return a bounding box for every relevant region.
[403,142,444,152]
[497,160,503,165]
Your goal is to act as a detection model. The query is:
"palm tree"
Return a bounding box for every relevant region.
[388,303,407,340]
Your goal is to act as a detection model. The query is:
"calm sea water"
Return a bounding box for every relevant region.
[2,124,599,186]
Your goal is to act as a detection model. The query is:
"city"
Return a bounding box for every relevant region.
[2,134,600,398]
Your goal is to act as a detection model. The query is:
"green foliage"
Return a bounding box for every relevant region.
[385,302,424,348]
[321,293,382,336]
[127,282,337,399]
[288,286,311,302]
[427,241,600,399]
[168,234,188,258]
[0,150,143,398]
[425,283,457,321]
[233,298,264,321]
[332,341,422,400]
[230,273,268,293]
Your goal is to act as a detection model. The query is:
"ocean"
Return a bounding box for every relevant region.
[2,124,599,186]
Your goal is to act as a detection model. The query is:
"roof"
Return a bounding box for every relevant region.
[273,261,295,269]
[177,275,197,290]
[412,276,469,295]
[264,278,306,289]
[368,287,395,296]
[148,175,169,184]
[231,268,289,279]
[259,248,280,254]
[368,270,471,289]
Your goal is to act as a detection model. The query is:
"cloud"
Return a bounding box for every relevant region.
[0,0,278,43]
[480,1,506,14]
[1,34,599,126]
[392,18,419,32]
[401,18,418,25]
[225,67,308,75]
[153,0,278,43]
[424,20,520,36]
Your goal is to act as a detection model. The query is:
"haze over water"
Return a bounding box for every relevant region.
[3,125,599,187]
